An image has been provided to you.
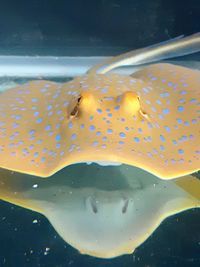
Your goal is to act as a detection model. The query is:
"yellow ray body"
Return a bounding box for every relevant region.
[0,164,199,258]
[0,63,199,179]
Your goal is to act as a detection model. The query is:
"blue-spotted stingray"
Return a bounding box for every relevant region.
[0,33,200,258]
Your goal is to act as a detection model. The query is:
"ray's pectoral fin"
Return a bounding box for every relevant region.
[162,175,200,217]
[129,63,200,178]
[175,174,200,203]
[0,169,46,213]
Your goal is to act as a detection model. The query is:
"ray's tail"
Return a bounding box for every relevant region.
[88,33,200,74]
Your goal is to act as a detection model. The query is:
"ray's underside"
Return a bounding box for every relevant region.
[0,164,199,258]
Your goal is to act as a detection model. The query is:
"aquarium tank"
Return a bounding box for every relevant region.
[0,0,199,267]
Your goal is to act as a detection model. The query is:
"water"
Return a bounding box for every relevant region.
[0,0,200,266]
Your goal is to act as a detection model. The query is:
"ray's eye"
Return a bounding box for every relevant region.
[70,96,82,117]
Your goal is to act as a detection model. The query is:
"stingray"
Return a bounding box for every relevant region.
[0,33,200,258]
[0,63,199,178]
[0,164,199,258]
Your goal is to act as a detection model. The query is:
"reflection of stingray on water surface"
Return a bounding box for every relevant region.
[0,164,199,258]
[0,33,200,258]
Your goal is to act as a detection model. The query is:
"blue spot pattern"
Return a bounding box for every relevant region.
[119,132,126,138]
[56,134,61,142]
[178,106,184,112]
[162,108,170,115]
[89,125,96,131]
[160,135,165,142]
